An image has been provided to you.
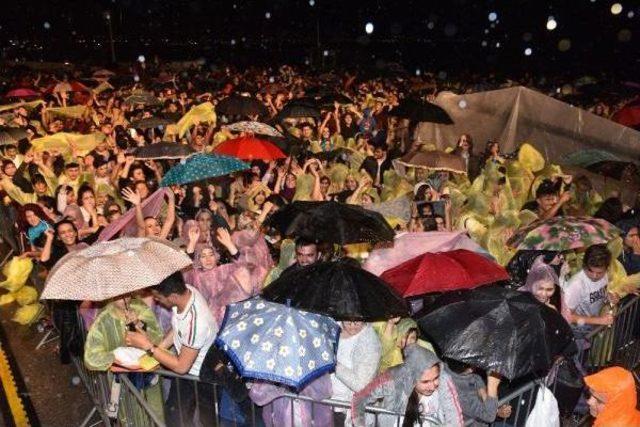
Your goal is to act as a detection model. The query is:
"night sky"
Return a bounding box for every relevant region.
[1,0,638,73]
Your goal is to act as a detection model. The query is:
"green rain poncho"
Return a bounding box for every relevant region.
[84,299,165,424]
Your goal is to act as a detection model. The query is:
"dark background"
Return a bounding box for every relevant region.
[0,0,638,75]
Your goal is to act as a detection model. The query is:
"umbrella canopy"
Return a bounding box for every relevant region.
[41,237,192,301]
[389,98,454,124]
[264,201,395,245]
[318,93,353,107]
[561,149,623,168]
[227,121,283,137]
[134,142,195,160]
[213,136,286,161]
[44,81,90,94]
[380,249,509,298]
[276,101,321,121]
[92,69,116,79]
[131,117,174,129]
[417,286,575,379]
[507,216,619,251]
[123,92,162,106]
[364,231,492,276]
[6,88,40,98]
[396,150,466,174]
[586,160,637,181]
[160,153,249,187]
[0,127,28,146]
[262,259,409,321]
[216,95,268,117]
[216,297,340,390]
[612,98,640,130]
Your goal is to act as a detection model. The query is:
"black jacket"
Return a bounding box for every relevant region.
[359,156,392,184]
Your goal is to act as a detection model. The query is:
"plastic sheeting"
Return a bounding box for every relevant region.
[415,86,640,161]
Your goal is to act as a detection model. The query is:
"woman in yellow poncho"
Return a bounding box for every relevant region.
[84,296,165,424]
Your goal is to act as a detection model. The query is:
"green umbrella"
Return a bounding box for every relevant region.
[160,153,249,187]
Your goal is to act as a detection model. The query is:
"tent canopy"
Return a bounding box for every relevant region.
[415,86,640,161]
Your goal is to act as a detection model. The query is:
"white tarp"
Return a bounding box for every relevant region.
[415,86,640,161]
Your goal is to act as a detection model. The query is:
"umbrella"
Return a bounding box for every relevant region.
[124,92,162,106]
[41,237,192,301]
[44,81,90,94]
[389,98,453,124]
[6,88,40,98]
[318,93,353,107]
[311,147,352,162]
[213,136,286,161]
[0,127,28,146]
[131,117,174,129]
[215,297,340,390]
[417,286,575,379]
[612,98,640,130]
[264,201,395,245]
[92,69,116,79]
[364,231,492,276]
[227,121,283,137]
[507,216,619,251]
[216,95,268,117]
[262,259,409,321]
[586,160,637,181]
[396,150,466,174]
[134,142,195,160]
[160,153,249,187]
[276,101,321,121]
[561,149,623,168]
[380,249,509,298]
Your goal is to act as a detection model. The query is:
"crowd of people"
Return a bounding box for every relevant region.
[0,61,639,426]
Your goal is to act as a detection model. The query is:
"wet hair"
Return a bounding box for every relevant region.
[1,159,15,171]
[583,244,612,270]
[55,218,78,234]
[32,173,47,187]
[150,271,187,296]
[536,179,561,198]
[37,195,56,212]
[594,197,623,225]
[77,184,95,207]
[295,236,318,249]
[65,162,80,169]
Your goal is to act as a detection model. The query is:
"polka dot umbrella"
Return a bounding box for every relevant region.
[160,153,249,187]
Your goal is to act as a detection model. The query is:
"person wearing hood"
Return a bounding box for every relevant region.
[584,366,640,427]
[351,345,464,427]
[617,219,640,274]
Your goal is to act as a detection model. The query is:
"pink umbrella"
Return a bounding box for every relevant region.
[6,88,41,98]
[363,231,492,276]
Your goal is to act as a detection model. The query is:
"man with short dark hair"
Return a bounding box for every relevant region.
[125,271,218,426]
[617,219,640,274]
[360,143,392,187]
[521,178,570,219]
[293,236,321,267]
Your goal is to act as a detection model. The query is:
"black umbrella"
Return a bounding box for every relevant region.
[131,117,174,129]
[417,286,575,380]
[389,98,454,124]
[124,92,162,107]
[134,142,195,160]
[216,95,268,117]
[318,93,353,108]
[262,259,409,321]
[264,201,395,245]
[276,101,322,121]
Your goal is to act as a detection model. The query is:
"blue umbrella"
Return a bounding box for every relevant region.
[215,297,340,390]
[160,153,249,187]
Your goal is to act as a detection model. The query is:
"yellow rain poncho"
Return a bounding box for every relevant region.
[84,299,165,424]
[30,132,106,157]
[0,100,44,113]
[45,105,90,119]
[177,102,216,137]
[0,257,33,292]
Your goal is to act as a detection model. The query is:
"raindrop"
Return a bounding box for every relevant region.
[323,50,329,56]
[365,22,374,34]
[309,0,315,5]
[546,16,557,31]
[611,3,623,15]
[415,69,421,76]
[137,55,145,63]
[269,76,275,83]
[488,12,497,22]
[43,22,51,30]
[524,47,532,56]
[427,22,435,30]
[495,42,501,48]
[230,39,236,45]
[265,12,271,19]
[481,40,488,47]
[458,99,467,109]
[628,11,634,18]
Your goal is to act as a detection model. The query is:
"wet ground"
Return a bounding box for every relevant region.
[0,243,95,427]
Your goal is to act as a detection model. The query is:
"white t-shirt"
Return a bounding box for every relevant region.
[331,331,359,402]
[171,285,218,376]
[563,270,608,318]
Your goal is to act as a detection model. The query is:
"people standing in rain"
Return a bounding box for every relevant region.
[584,366,640,426]
[125,271,218,426]
[351,345,464,427]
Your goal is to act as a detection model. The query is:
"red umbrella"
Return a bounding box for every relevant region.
[6,88,41,98]
[213,136,286,161]
[380,249,509,298]
[612,98,640,130]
